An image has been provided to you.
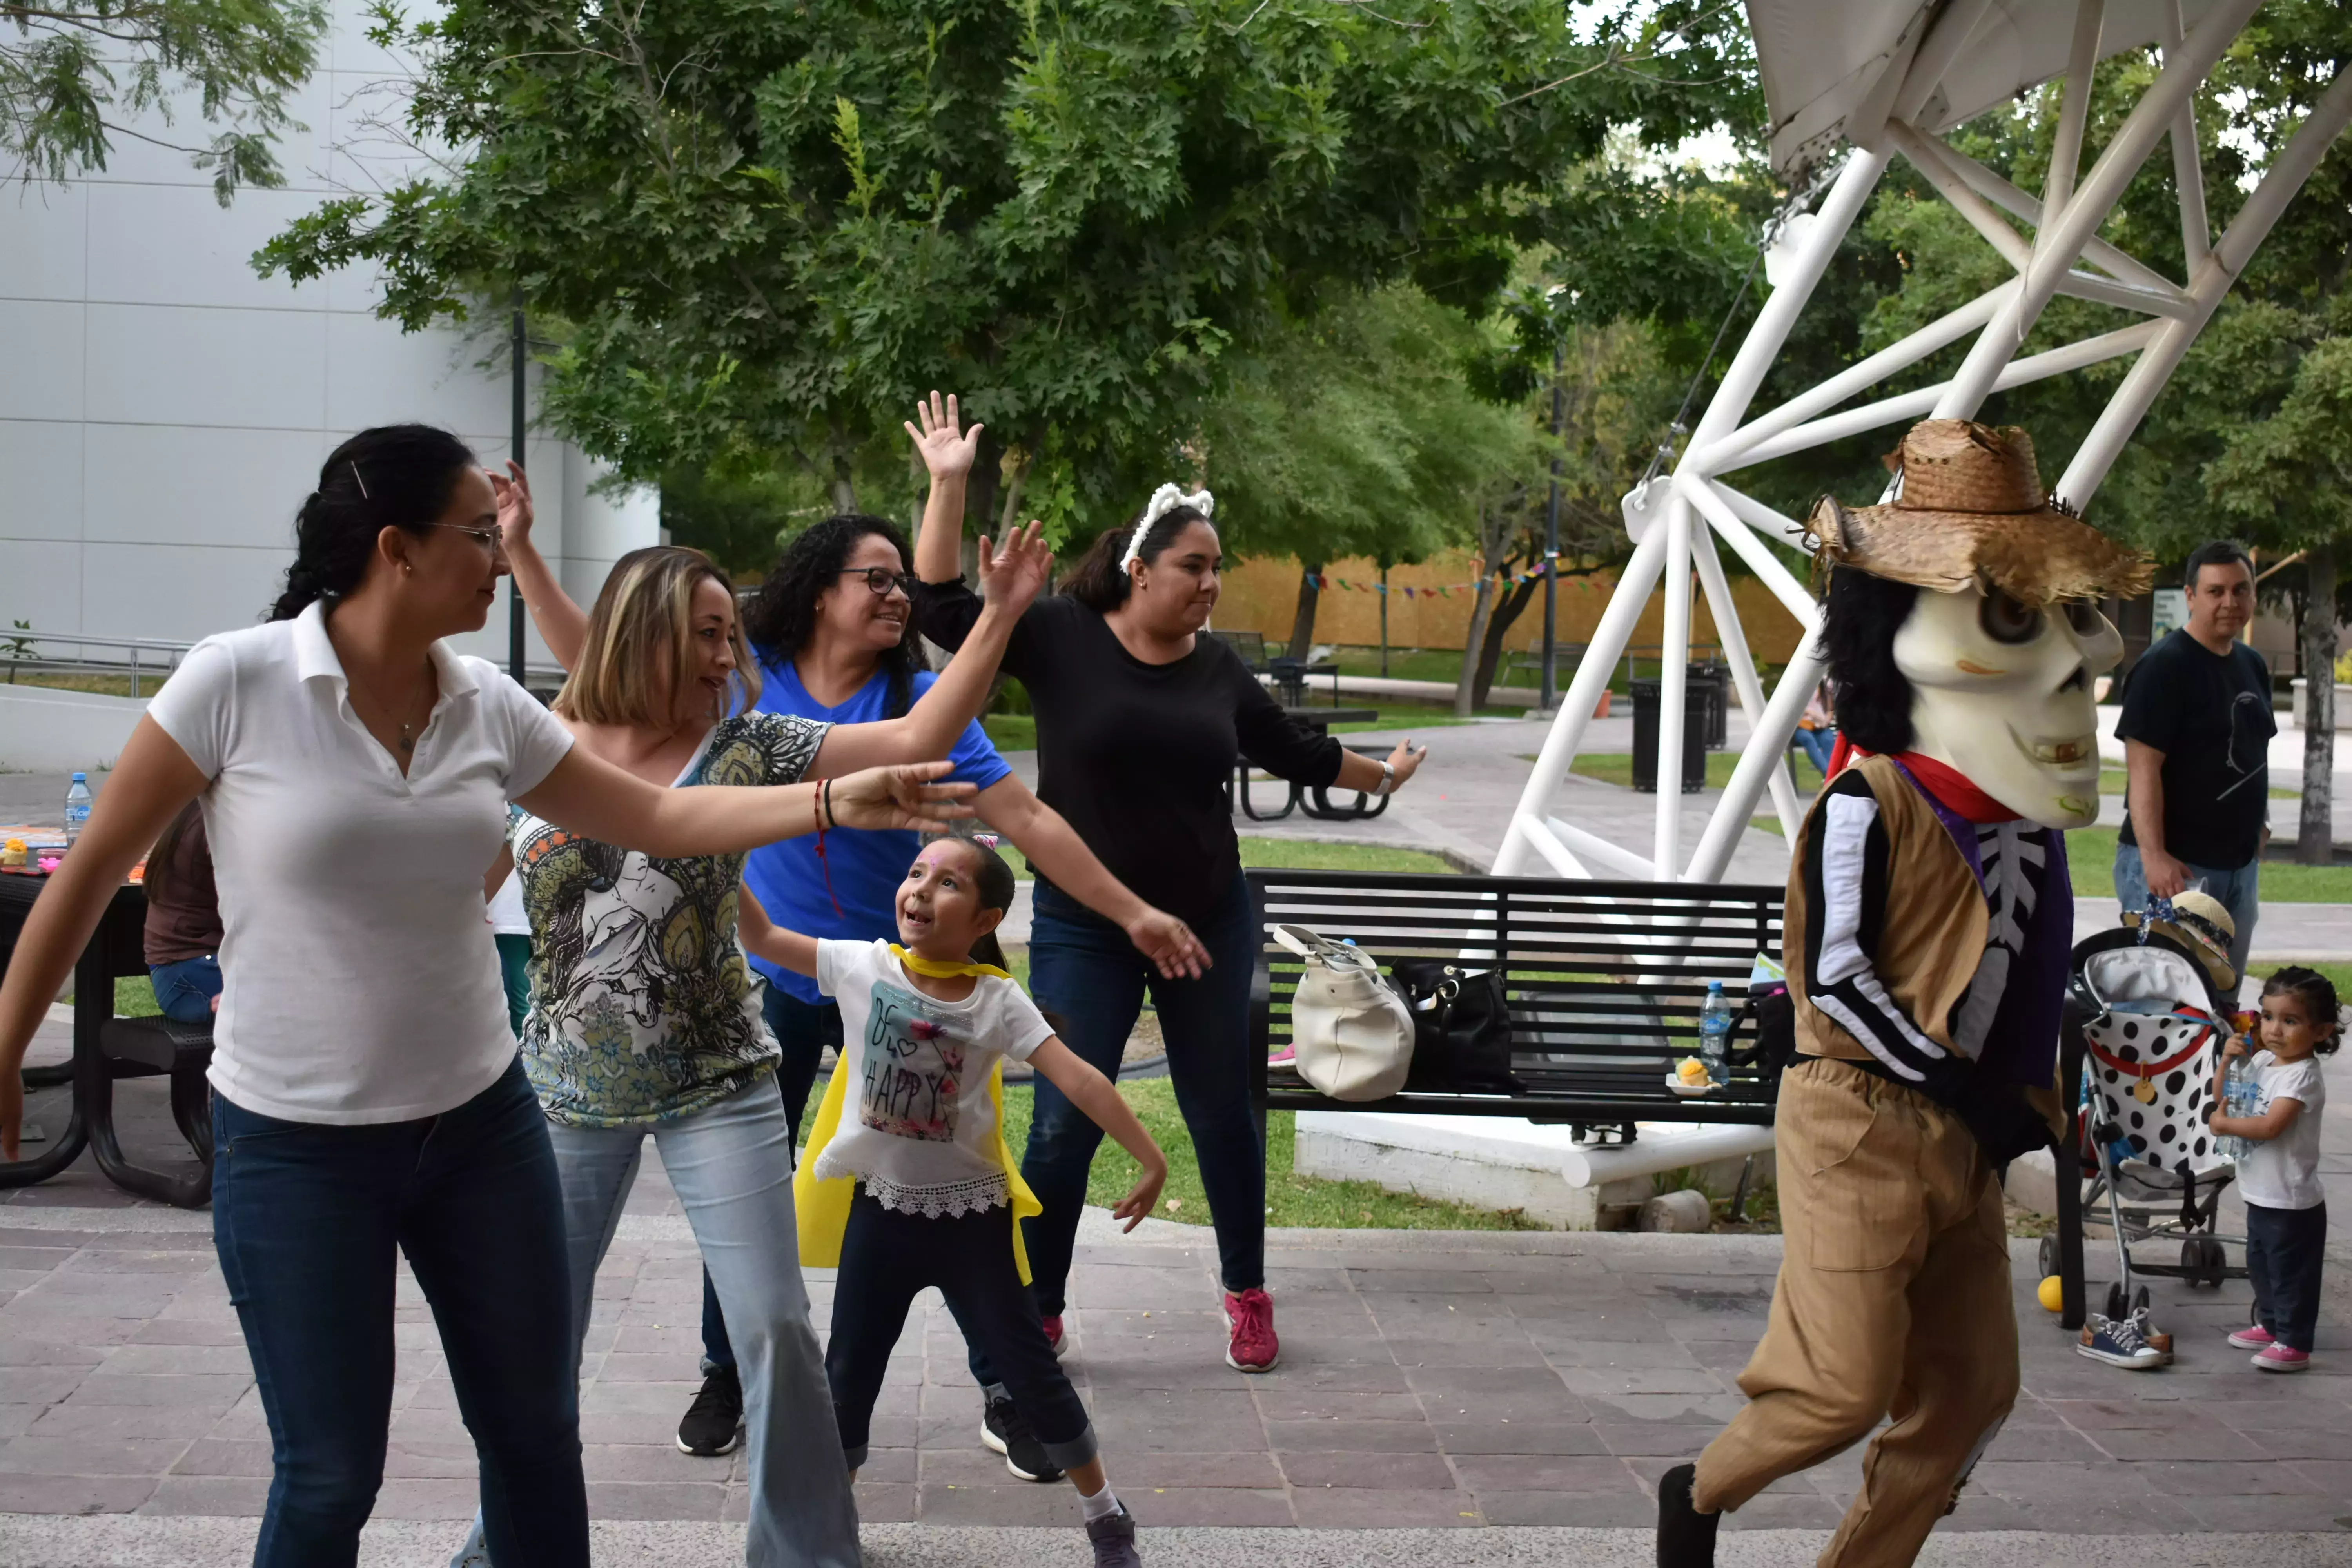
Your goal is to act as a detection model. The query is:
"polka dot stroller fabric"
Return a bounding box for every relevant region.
[2077,941,2233,1182]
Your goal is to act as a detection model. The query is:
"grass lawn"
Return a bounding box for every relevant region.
[2062,827,2352,903]
[994,838,1456,882]
[985,701,1518,753]
[3,670,171,699]
[998,1074,1545,1232]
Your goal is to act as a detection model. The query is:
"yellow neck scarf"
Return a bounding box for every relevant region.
[889,943,1011,982]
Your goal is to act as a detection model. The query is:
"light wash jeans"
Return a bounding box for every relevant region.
[452,1073,859,1568]
[2112,841,2259,993]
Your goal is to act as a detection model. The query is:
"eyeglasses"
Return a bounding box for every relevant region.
[837,567,915,598]
[430,521,505,552]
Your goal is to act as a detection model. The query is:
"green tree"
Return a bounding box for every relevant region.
[4,0,326,202]
[1198,283,1543,662]
[255,0,1753,527]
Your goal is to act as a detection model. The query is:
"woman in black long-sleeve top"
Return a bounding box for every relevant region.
[913,432,1426,1376]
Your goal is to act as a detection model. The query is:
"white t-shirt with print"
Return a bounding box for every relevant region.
[811,938,1056,1218]
[2237,1049,2327,1210]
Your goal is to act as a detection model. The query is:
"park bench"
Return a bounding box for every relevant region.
[1249,867,1786,1147]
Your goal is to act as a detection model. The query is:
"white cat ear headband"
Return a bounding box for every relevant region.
[1120,483,1214,573]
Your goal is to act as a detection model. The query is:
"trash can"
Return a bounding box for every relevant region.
[1692,661,1731,750]
[1629,679,1711,794]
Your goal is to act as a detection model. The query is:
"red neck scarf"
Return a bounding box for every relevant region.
[1825,735,2019,824]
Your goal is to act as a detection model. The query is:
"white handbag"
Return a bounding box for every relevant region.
[1272,924,1415,1102]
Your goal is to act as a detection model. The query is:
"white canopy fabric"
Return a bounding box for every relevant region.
[1747,0,2227,171]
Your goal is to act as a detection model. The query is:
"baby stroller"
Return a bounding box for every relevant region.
[2049,923,2247,1326]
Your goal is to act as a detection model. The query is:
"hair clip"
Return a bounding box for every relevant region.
[350,460,370,500]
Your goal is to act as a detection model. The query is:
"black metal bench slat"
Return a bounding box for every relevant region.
[1249,868,1786,1135]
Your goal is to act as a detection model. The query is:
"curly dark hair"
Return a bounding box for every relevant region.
[1818,565,1921,755]
[740,514,929,719]
[2261,965,2343,1054]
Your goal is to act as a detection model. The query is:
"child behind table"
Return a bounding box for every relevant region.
[742,833,1165,1566]
[2212,965,2334,1372]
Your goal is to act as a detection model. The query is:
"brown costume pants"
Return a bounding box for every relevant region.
[1693,1058,2017,1568]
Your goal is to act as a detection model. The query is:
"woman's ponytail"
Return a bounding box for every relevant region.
[270,425,478,621]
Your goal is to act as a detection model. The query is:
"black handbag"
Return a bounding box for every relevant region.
[1390,959,1524,1096]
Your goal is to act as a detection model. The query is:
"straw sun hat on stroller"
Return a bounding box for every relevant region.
[2124,889,2238,995]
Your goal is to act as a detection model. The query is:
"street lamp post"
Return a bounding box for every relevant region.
[509,298,528,687]
[1539,337,1564,714]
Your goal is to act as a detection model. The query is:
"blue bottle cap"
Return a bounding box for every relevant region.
[70,771,86,781]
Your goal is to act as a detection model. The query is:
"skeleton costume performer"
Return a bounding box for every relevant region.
[1659,421,2152,1568]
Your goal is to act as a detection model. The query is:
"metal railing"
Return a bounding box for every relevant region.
[0,632,196,699]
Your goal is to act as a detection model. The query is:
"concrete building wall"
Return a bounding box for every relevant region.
[0,0,653,672]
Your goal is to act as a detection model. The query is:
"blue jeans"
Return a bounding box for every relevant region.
[970,875,1263,1387]
[460,1072,857,1568]
[701,986,842,1374]
[147,955,221,1025]
[2112,842,2259,985]
[1793,726,1835,777]
[211,1058,586,1568]
[2246,1201,2327,1353]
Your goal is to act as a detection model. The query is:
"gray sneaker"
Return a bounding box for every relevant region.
[1087,1503,1142,1567]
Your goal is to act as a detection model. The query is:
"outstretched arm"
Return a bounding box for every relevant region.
[737,882,818,978]
[809,524,1051,773]
[489,462,590,672]
[517,751,975,860]
[1029,1038,1167,1230]
[908,392,979,585]
[976,778,1209,979]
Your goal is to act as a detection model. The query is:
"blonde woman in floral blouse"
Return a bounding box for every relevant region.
[459,472,1053,1568]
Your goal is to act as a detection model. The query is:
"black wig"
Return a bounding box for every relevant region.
[1818,565,1920,755]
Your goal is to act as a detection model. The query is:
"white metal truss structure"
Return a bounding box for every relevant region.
[1494,0,2352,886]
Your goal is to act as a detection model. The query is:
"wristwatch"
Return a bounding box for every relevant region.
[1376,759,1396,795]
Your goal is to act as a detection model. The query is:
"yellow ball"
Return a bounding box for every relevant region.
[2036,1275,2064,1312]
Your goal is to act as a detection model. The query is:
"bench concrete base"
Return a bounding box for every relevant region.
[1295,1111,1775,1230]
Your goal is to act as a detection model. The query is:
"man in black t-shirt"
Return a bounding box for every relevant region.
[2114,541,2272,984]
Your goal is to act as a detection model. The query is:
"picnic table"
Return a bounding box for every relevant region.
[0,867,215,1207]
[1230,706,1393,823]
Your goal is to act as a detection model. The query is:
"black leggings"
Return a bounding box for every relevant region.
[827,1189,1096,1472]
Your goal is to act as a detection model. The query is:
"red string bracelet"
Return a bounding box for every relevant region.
[812,778,843,917]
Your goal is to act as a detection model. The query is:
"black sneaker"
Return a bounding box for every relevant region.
[676,1366,744,1457]
[1086,1502,1142,1567]
[980,1391,1062,1482]
[1656,1461,1719,1568]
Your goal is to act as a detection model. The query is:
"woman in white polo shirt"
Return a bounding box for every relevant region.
[0,425,988,1568]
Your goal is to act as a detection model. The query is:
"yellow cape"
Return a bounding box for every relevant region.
[793,1052,1042,1283]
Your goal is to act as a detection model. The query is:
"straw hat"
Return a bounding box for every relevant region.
[1808,420,2153,607]
[2123,889,2238,994]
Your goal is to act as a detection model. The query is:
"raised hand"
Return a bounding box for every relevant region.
[488,460,534,554]
[828,763,980,832]
[976,522,1053,615]
[903,390,984,483]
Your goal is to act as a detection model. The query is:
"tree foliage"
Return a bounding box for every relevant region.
[255,0,1753,519]
[3,0,325,202]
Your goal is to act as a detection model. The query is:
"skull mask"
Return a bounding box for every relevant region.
[1892,586,2122,831]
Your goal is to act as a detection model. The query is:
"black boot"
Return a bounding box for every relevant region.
[1657,1462,1720,1568]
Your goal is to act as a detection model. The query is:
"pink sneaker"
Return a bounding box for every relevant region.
[1224,1287,1280,1372]
[1267,1046,1297,1070]
[1040,1315,1067,1358]
[2254,1344,2311,1373]
[2227,1323,2275,1351]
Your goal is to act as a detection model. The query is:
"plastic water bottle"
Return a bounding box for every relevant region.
[63,772,92,848]
[1699,980,1732,1086]
[2216,1043,2258,1165]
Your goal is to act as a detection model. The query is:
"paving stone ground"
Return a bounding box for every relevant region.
[2,1147,2348,1551]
